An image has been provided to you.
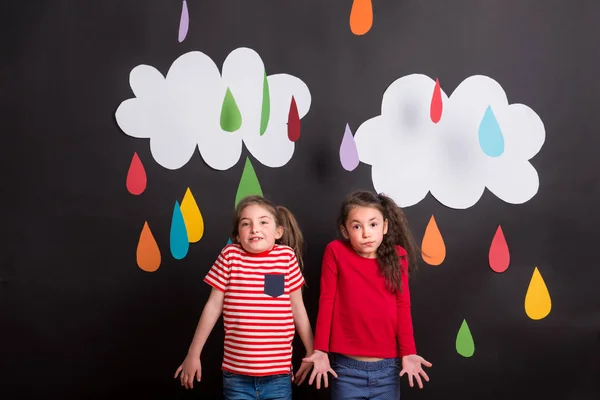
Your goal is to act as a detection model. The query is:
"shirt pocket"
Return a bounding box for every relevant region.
[264,273,285,297]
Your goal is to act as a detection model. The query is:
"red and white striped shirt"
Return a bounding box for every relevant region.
[204,243,305,376]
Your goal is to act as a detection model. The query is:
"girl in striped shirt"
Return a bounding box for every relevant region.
[174,195,314,399]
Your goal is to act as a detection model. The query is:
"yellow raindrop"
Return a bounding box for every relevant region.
[524,267,551,320]
[180,188,204,243]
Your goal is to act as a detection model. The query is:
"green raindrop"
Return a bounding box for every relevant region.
[235,157,263,206]
[456,319,475,357]
[260,70,270,136]
[220,87,242,132]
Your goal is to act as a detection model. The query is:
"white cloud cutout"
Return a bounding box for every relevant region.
[115,48,311,170]
[354,74,545,209]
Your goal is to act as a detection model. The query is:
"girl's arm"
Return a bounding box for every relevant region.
[290,289,314,355]
[302,244,339,389]
[396,256,432,389]
[174,288,224,389]
[313,244,338,352]
[187,287,225,357]
[290,288,316,384]
[396,258,416,356]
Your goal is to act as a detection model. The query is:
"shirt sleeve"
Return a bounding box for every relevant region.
[313,243,338,352]
[203,247,231,292]
[396,255,417,357]
[287,251,305,293]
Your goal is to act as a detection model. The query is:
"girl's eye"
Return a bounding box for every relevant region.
[241,222,249,227]
[352,225,360,230]
[371,223,378,227]
[261,221,268,225]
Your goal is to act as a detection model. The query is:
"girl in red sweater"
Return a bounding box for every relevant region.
[302,190,432,399]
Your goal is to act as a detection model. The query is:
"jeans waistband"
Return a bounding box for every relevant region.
[331,354,398,371]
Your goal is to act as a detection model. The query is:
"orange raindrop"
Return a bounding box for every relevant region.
[525,267,551,320]
[137,222,161,272]
[421,215,446,266]
[349,0,373,35]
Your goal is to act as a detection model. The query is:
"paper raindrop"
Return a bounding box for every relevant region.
[349,0,373,35]
[287,96,300,142]
[137,222,161,272]
[178,0,189,43]
[220,88,242,132]
[181,188,204,243]
[478,106,504,157]
[235,157,263,206]
[126,152,147,195]
[456,319,475,357]
[170,201,189,259]
[421,215,446,266]
[260,70,270,136]
[525,267,552,320]
[489,225,510,273]
[430,78,443,123]
[340,124,360,171]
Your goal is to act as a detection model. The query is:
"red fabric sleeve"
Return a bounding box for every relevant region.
[313,244,338,352]
[287,251,305,293]
[203,247,231,292]
[396,255,417,357]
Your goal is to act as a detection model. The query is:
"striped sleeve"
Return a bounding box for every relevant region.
[287,251,305,293]
[204,247,231,292]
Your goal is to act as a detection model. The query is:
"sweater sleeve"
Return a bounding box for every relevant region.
[313,243,338,352]
[396,255,417,357]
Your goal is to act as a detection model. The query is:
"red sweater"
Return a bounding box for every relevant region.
[313,240,417,358]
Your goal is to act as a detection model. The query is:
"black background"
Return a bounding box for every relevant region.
[2,1,599,399]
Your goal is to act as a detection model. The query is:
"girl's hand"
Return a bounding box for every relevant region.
[294,357,313,385]
[302,350,338,389]
[400,354,432,389]
[174,354,202,389]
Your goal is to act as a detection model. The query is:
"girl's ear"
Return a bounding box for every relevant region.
[340,225,349,239]
[383,219,388,235]
[275,225,284,240]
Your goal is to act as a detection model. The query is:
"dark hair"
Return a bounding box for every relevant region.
[338,190,418,292]
[231,195,304,270]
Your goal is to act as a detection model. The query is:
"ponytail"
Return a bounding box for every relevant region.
[377,194,419,285]
[276,206,305,271]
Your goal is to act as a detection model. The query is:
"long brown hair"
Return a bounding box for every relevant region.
[231,195,304,270]
[338,190,418,292]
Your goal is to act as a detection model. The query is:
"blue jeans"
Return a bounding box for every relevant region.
[222,370,292,400]
[330,354,400,400]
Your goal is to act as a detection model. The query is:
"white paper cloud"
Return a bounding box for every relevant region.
[115,48,311,170]
[354,74,545,209]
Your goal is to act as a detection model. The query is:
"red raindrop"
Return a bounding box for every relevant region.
[489,225,510,273]
[126,152,147,195]
[287,96,301,142]
[430,77,443,123]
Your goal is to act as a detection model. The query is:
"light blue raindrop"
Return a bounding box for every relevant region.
[478,106,504,157]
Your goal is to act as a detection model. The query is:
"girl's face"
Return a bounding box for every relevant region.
[341,206,388,258]
[236,204,283,254]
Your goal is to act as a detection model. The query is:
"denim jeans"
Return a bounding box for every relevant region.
[330,354,400,400]
[222,370,292,400]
